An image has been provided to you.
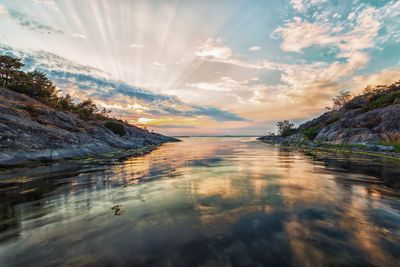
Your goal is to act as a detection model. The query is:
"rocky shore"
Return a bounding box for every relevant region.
[259,81,400,160]
[0,87,179,167]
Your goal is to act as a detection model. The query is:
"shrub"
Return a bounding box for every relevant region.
[104,121,126,136]
[303,127,318,140]
[276,120,296,137]
[364,90,400,111]
[379,142,400,153]
[75,99,98,119]
[21,103,40,116]
[326,111,342,124]
[57,94,75,111]
[332,89,352,110]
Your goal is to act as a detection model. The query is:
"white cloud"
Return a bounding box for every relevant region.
[186,76,263,102]
[196,38,232,60]
[33,0,59,11]
[187,82,232,92]
[291,0,327,12]
[152,62,166,72]
[72,33,88,39]
[0,4,9,15]
[245,5,385,118]
[129,43,144,49]
[249,46,261,51]
[291,0,307,12]
[153,62,165,67]
[274,7,380,59]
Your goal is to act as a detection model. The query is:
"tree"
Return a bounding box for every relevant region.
[76,99,98,119]
[58,94,75,111]
[333,89,352,110]
[26,71,58,100]
[0,55,24,87]
[1,54,117,121]
[276,120,296,137]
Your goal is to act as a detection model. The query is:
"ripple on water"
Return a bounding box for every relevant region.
[0,137,399,266]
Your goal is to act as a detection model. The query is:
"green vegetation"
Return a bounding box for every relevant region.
[21,103,40,116]
[0,54,111,120]
[364,89,400,111]
[303,127,318,140]
[104,121,126,136]
[380,142,400,153]
[276,120,296,137]
[332,89,352,110]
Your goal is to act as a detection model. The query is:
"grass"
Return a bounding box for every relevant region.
[379,142,400,153]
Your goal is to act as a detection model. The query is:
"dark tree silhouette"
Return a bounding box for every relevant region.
[276,120,296,137]
[0,55,24,87]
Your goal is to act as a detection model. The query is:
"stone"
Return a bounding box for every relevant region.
[0,87,178,166]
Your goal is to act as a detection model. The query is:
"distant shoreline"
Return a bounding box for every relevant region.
[173,135,260,138]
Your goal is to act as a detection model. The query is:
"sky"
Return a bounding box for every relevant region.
[0,0,399,136]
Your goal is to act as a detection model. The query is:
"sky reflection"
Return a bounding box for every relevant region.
[0,137,399,266]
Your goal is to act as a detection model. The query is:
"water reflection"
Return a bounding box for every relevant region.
[0,137,399,266]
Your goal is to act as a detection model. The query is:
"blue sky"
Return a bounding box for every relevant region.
[0,0,399,135]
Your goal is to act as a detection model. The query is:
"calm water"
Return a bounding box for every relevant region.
[0,137,400,267]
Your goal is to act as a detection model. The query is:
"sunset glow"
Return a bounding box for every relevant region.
[0,0,399,135]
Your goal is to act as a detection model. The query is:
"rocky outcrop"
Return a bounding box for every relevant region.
[0,87,178,166]
[260,81,400,145]
[315,104,400,144]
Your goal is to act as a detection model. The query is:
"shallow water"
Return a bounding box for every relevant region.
[0,137,400,267]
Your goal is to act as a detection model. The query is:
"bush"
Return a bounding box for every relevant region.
[21,103,40,116]
[75,99,98,119]
[303,127,318,140]
[57,94,75,111]
[104,121,126,136]
[276,120,296,137]
[364,90,400,111]
[332,89,352,110]
[379,142,400,153]
[326,111,342,124]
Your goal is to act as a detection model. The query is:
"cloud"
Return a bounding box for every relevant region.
[290,0,327,12]
[237,4,389,120]
[129,43,144,49]
[5,9,63,34]
[33,0,59,11]
[0,4,9,15]
[267,5,381,106]
[186,76,259,94]
[0,45,245,122]
[72,33,88,39]
[152,62,165,67]
[278,4,382,58]
[249,46,261,51]
[150,125,198,129]
[196,38,232,60]
[350,68,400,94]
[290,0,307,12]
